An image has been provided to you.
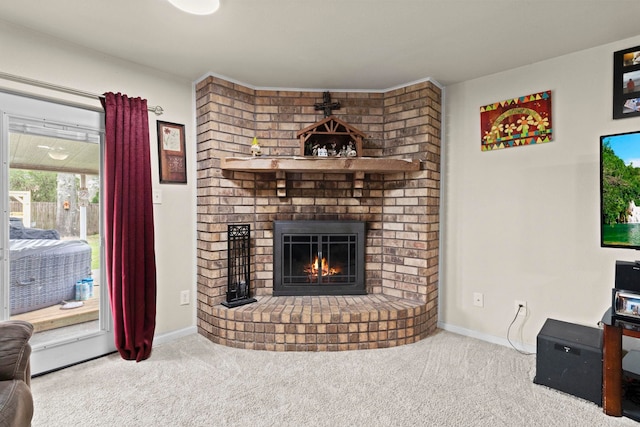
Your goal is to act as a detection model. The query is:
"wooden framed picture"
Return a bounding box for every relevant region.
[157,120,187,184]
[613,45,640,119]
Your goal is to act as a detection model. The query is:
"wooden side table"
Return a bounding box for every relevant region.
[601,308,640,417]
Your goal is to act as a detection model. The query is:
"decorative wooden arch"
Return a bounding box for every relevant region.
[296,115,366,157]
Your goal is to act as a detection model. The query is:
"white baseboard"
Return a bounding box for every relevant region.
[154,326,198,346]
[438,321,537,354]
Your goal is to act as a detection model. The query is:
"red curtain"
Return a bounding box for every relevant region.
[101,92,157,361]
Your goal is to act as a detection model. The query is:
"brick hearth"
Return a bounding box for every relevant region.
[203,295,432,351]
[195,76,441,351]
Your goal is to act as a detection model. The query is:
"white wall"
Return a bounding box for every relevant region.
[442,34,640,348]
[0,20,196,335]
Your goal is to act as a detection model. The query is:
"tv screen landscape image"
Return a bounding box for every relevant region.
[601,130,640,249]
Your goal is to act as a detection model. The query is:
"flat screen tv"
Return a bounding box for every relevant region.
[601,130,640,249]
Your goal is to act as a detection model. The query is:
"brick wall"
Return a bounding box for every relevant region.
[381,83,441,317]
[195,75,441,338]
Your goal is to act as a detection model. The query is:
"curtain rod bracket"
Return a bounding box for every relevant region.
[149,105,164,116]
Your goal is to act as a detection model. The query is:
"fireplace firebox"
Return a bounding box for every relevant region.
[273,220,366,296]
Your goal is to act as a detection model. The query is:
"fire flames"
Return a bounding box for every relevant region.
[304,256,339,280]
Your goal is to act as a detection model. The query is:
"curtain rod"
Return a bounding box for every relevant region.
[0,71,164,116]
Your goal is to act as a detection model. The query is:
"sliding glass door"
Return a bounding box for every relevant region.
[0,91,114,375]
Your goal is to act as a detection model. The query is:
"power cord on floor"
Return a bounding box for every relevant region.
[507,304,534,355]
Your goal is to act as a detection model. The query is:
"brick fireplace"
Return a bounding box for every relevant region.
[195,76,441,350]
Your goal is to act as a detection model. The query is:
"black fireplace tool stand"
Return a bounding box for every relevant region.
[222,224,257,308]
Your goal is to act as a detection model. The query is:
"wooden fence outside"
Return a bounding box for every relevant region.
[10,201,100,235]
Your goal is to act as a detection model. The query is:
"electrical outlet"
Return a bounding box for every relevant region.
[514,300,527,316]
[473,292,484,307]
[180,290,190,305]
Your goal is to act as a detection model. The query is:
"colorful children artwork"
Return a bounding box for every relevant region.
[480,91,553,151]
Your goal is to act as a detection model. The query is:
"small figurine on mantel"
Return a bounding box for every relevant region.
[250,137,262,156]
[346,141,357,157]
[337,141,357,157]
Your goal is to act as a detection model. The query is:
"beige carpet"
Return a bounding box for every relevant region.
[31,330,637,426]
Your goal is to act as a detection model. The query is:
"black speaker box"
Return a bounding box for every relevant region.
[534,318,603,405]
[615,260,640,292]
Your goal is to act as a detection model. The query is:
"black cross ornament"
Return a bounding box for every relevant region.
[314,91,341,118]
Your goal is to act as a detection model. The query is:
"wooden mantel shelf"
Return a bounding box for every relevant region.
[221,156,421,173]
[221,156,421,198]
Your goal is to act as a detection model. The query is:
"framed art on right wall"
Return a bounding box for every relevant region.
[613,45,640,119]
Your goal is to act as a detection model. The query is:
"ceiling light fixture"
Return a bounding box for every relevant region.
[167,0,220,15]
[48,151,69,161]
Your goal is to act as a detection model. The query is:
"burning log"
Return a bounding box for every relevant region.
[304,256,339,281]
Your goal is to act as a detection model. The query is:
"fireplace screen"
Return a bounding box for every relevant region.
[274,221,365,296]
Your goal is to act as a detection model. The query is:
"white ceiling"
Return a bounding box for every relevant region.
[1,0,639,90]
[9,132,99,175]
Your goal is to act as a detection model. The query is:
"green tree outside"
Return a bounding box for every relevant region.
[602,141,640,224]
[9,169,58,202]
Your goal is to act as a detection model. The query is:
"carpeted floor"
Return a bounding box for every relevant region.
[31,330,638,426]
